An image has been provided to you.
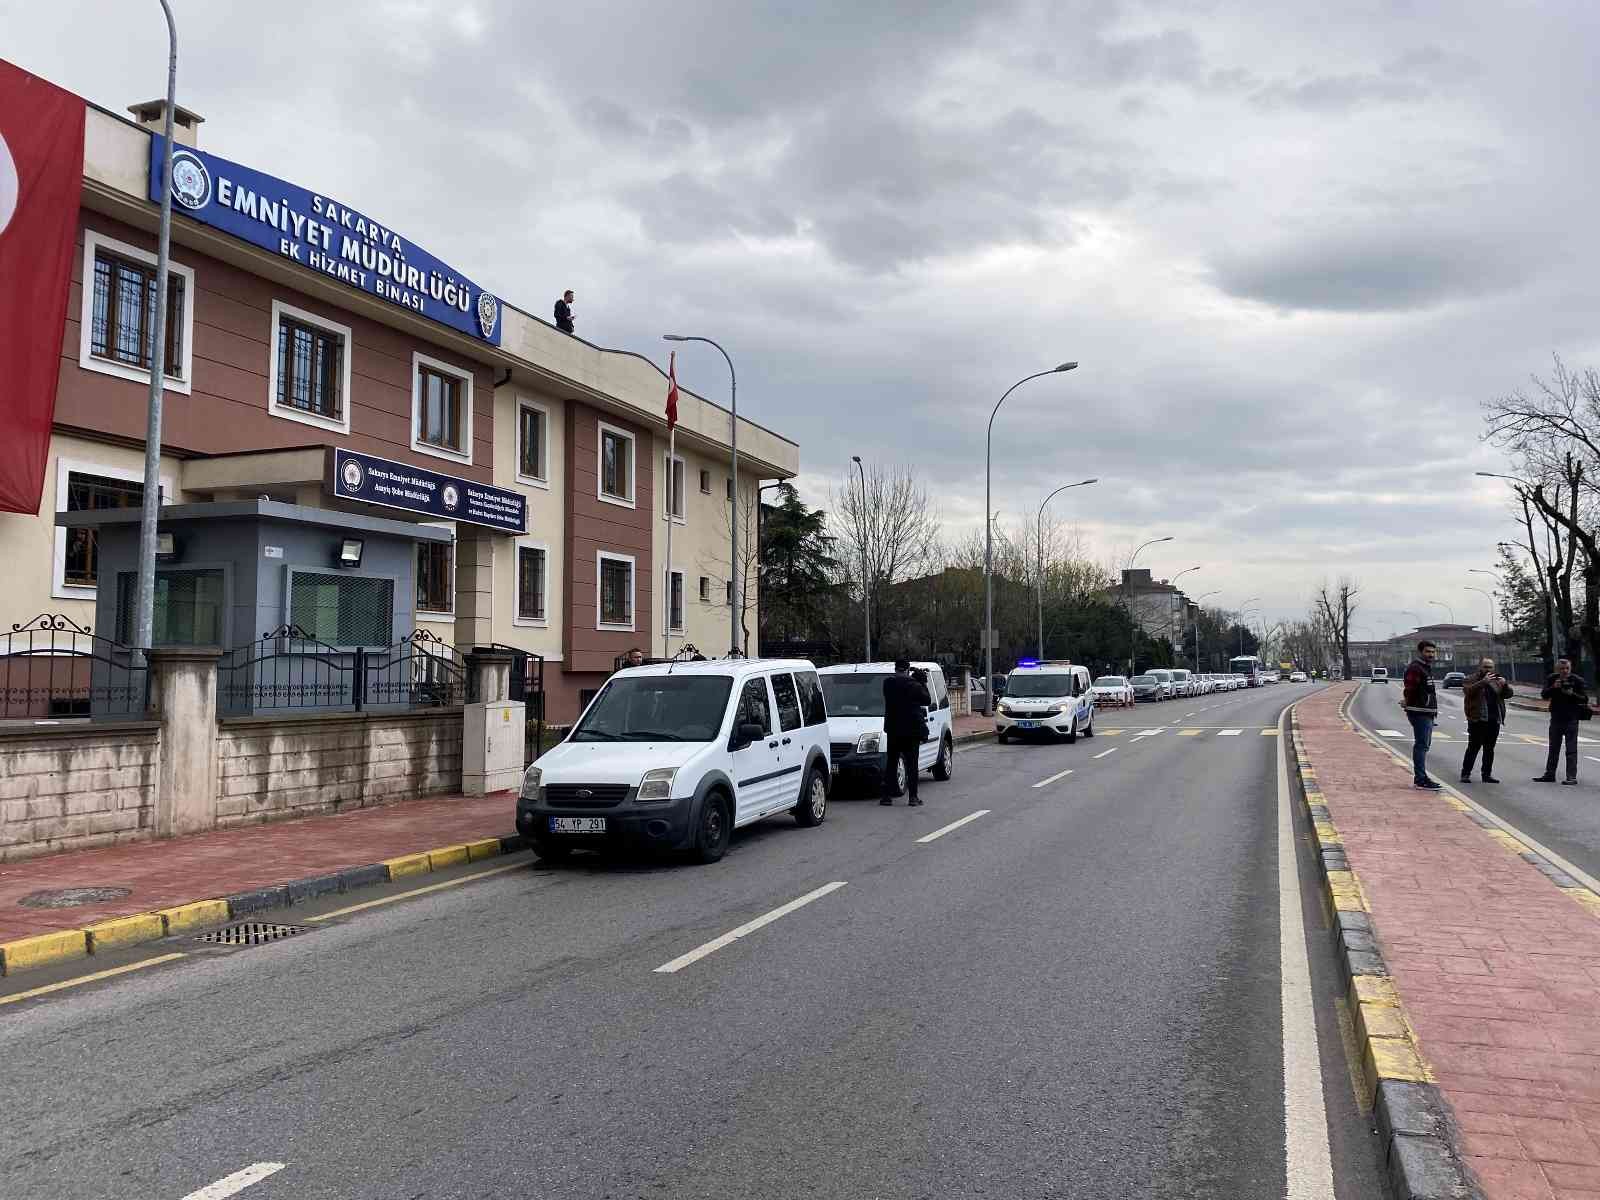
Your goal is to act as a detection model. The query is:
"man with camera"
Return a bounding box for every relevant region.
[881,660,932,807]
[1535,657,1590,785]
[1460,657,1512,783]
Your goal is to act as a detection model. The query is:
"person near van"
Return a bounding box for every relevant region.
[1535,658,1590,784]
[1460,657,1511,783]
[1401,640,1441,790]
[622,647,645,669]
[554,289,576,333]
[881,660,931,807]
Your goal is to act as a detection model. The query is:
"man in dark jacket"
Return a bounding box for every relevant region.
[1535,658,1590,784]
[881,660,931,807]
[1460,657,1512,783]
[554,289,575,333]
[1401,640,1440,789]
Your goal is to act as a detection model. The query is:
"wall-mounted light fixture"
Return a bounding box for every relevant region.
[155,531,178,562]
[336,538,365,569]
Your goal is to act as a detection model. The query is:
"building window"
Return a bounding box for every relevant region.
[416,541,453,615]
[665,454,685,520]
[725,580,734,606]
[411,352,474,464]
[61,472,145,588]
[597,552,635,630]
[598,422,634,506]
[79,231,195,393]
[699,468,711,494]
[516,543,548,625]
[116,568,224,646]
[699,576,710,603]
[517,401,548,484]
[268,301,351,433]
[726,477,734,502]
[289,571,394,646]
[670,570,684,631]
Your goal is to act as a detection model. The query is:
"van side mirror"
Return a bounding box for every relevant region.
[732,721,764,749]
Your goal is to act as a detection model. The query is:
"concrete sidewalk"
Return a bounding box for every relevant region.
[1297,683,1600,1200]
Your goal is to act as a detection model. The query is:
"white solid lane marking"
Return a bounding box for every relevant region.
[916,809,991,844]
[1218,729,1243,737]
[1031,768,1074,788]
[180,1164,287,1200]
[1093,748,1117,760]
[1587,756,1600,764]
[306,860,527,922]
[1279,708,1336,1196]
[653,882,848,974]
[1185,712,1197,717]
[0,953,187,1008]
[1377,729,1405,738]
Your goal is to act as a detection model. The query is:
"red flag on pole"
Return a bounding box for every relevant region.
[666,351,679,430]
[0,60,84,514]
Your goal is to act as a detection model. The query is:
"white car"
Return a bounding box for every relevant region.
[996,663,1096,743]
[516,659,832,864]
[818,662,954,797]
[1092,674,1134,707]
[1168,668,1193,697]
[1289,670,1308,683]
[1148,668,1176,699]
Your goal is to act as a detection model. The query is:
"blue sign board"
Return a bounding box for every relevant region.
[149,136,502,345]
[331,449,525,534]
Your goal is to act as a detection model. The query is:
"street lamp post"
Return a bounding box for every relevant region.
[1467,572,1515,681]
[132,0,180,661]
[1236,597,1261,657]
[1167,565,1201,665]
[1193,589,1219,672]
[1124,536,1174,675]
[1034,477,1097,658]
[1429,599,1456,626]
[665,334,739,654]
[851,455,870,661]
[985,364,1077,704]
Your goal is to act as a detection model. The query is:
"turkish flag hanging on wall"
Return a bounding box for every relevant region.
[0,60,84,514]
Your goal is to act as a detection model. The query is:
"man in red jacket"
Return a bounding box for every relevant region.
[1401,640,1441,790]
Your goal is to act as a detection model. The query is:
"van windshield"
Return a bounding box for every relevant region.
[1005,673,1074,698]
[819,673,892,717]
[571,675,734,742]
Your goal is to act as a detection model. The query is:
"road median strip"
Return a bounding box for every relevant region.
[0,832,526,979]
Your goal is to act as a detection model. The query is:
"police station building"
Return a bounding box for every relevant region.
[0,63,799,725]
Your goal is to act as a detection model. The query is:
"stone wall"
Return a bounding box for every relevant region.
[0,722,161,862]
[214,710,463,827]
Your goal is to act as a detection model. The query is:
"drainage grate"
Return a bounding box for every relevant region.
[193,922,309,946]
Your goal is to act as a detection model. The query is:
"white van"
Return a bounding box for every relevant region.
[1169,668,1193,697]
[817,662,954,796]
[516,659,832,864]
[1371,666,1389,683]
[996,662,1095,743]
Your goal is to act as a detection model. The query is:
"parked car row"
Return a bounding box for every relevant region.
[1129,669,1255,701]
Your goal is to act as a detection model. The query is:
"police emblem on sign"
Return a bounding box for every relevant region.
[169,150,213,210]
[340,458,365,493]
[476,291,499,339]
[442,485,460,512]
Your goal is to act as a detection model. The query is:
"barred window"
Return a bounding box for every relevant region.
[517,545,547,622]
[277,316,344,418]
[116,568,224,645]
[599,554,633,628]
[90,250,185,378]
[698,576,710,602]
[63,472,144,587]
[290,572,394,645]
[416,541,453,614]
[670,571,684,631]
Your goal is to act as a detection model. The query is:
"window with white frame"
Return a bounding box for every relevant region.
[517,400,549,485]
[598,422,634,506]
[79,230,195,393]
[670,570,684,631]
[664,453,685,520]
[268,300,352,434]
[53,459,174,599]
[515,541,549,625]
[597,551,635,630]
[699,576,710,602]
[411,352,474,464]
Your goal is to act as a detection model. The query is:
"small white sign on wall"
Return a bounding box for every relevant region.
[264,545,284,559]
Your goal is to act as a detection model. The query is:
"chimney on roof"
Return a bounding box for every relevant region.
[127,99,205,148]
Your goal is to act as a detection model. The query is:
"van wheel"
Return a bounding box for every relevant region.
[1083,714,1095,739]
[997,730,1009,745]
[1064,717,1077,745]
[691,791,732,864]
[794,768,828,827]
[932,737,953,781]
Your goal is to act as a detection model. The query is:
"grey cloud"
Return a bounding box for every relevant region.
[1249,70,1426,112]
[575,98,651,141]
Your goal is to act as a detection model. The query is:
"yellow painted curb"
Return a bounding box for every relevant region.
[384,852,432,879]
[1356,999,1409,1042]
[427,844,470,870]
[158,899,232,935]
[464,838,503,862]
[0,929,88,976]
[1364,1035,1429,1093]
[85,913,165,954]
[1350,973,1400,1009]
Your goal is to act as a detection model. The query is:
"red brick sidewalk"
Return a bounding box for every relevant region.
[0,792,516,944]
[1300,684,1600,1199]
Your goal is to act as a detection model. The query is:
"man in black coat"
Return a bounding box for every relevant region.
[554,289,575,333]
[881,660,931,807]
[1535,658,1590,784]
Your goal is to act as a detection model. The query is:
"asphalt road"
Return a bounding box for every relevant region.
[0,682,1384,1199]
[1351,678,1600,882]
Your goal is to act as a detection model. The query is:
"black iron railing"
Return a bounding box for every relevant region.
[361,628,466,709]
[218,625,359,713]
[0,613,150,720]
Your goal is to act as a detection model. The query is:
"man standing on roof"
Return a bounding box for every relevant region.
[554,289,575,334]
[881,659,931,807]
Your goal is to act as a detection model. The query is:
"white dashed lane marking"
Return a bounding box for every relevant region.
[653,882,849,974]
[916,810,991,844]
[1032,768,1074,789]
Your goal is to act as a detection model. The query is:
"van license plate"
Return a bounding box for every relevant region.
[550,817,606,834]
[1017,720,1038,730]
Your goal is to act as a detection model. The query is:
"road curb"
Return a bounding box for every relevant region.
[1286,702,1480,1200]
[0,832,526,977]
[953,727,996,747]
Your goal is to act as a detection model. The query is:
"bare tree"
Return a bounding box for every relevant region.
[830,463,941,651]
[1313,578,1360,681]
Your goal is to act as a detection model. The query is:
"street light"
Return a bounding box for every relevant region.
[1193,589,1219,671]
[851,455,870,661]
[1034,477,1098,658]
[1124,535,1174,674]
[985,363,1077,699]
[664,334,741,654]
[1429,599,1456,626]
[1165,566,1201,663]
[1236,597,1261,658]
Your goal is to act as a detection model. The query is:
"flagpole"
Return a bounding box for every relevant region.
[664,424,675,660]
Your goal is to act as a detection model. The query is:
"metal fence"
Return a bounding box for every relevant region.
[0,613,150,720]
[218,626,466,715]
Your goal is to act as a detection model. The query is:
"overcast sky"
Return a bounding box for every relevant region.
[10,0,1600,637]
